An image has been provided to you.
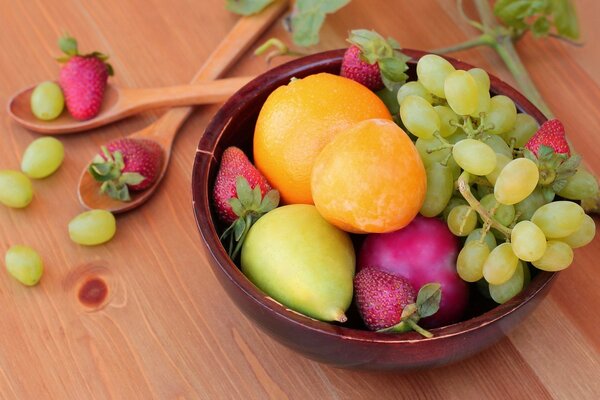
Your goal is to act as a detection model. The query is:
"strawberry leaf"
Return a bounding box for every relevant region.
[233,218,246,241]
[416,283,442,318]
[235,176,254,209]
[523,149,538,163]
[542,186,556,203]
[228,197,244,217]
[58,35,78,56]
[258,189,280,213]
[252,185,262,209]
[119,172,145,186]
[290,0,350,46]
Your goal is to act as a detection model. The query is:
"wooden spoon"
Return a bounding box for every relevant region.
[78,0,288,213]
[8,77,252,134]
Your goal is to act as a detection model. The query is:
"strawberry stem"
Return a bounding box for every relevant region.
[404,319,433,338]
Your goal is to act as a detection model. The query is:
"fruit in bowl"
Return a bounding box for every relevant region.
[192,46,596,370]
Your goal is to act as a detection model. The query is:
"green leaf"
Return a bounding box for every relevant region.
[537,145,555,160]
[416,283,442,318]
[552,177,569,193]
[58,35,78,56]
[532,16,551,37]
[235,176,254,209]
[290,0,350,46]
[258,189,280,213]
[225,0,274,15]
[252,185,262,210]
[228,198,244,217]
[523,149,538,163]
[557,154,581,174]
[233,218,246,241]
[542,186,556,202]
[551,0,580,39]
[377,320,412,334]
[119,172,145,186]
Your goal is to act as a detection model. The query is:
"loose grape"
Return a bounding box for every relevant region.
[21,137,65,179]
[434,105,459,137]
[494,158,539,205]
[400,95,441,139]
[514,188,547,221]
[420,162,454,217]
[30,81,65,121]
[511,221,547,261]
[557,168,599,201]
[416,54,455,98]
[444,70,479,115]
[482,135,512,159]
[447,205,478,237]
[0,170,34,208]
[532,240,573,272]
[561,214,596,248]
[452,138,497,175]
[531,201,584,239]
[486,95,517,135]
[5,245,44,286]
[480,193,515,226]
[466,228,497,250]
[483,243,519,285]
[457,240,489,282]
[397,81,433,105]
[503,113,538,147]
[489,261,525,304]
[68,210,117,246]
[485,153,511,186]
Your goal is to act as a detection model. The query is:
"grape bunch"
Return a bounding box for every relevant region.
[397,54,598,305]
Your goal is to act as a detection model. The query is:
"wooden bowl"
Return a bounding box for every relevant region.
[191,49,556,371]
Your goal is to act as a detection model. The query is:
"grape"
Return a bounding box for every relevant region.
[466,228,497,250]
[420,162,454,217]
[452,138,497,175]
[511,221,547,261]
[485,95,517,135]
[468,68,490,90]
[447,205,477,236]
[444,70,478,115]
[30,81,65,121]
[503,113,538,147]
[434,105,459,137]
[482,135,512,159]
[483,243,519,285]
[457,240,489,282]
[476,183,494,199]
[561,214,596,248]
[557,168,599,200]
[415,137,450,167]
[468,68,491,118]
[397,81,433,105]
[485,153,511,186]
[416,54,455,98]
[480,193,515,226]
[514,188,547,221]
[0,170,34,208]
[531,201,584,238]
[446,129,468,144]
[442,196,468,220]
[5,245,44,286]
[532,240,573,271]
[68,210,117,245]
[494,158,539,205]
[489,261,525,304]
[21,137,65,179]
[400,95,441,139]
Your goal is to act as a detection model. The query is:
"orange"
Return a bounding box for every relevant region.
[311,119,426,234]
[253,72,392,204]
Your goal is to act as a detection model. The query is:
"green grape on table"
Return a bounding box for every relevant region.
[511,221,547,262]
[68,210,117,246]
[557,167,599,201]
[485,95,517,135]
[5,245,44,286]
[485,153,511,186]
[483,242,519,285]
[494,158,539,205]
[400,95,441,139]
[447,204,478,237]
[0,170,34,208]
[502,113,538,147]
[468,68,491,118]
[561,213,596,248]
[416,54,455,98]
[397,81,433,105]
[514,187,547,221]
[466,228,497,250]
[30,81,65,121]
[452,138,497,175]
[482,134,512,160]
[434,105,459,137]
[489,261,525,304]
[531,201,585,239]
[420,162,454,217]
[532,240,574,272]
[480,193,515,226]
[444,70,478,116]
[457,240,489,282]
[21,137,65,179]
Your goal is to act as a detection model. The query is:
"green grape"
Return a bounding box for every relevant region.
[489,261,525,304]
[457,240,489,282]
[511,221,547,261]
[485,153,511,186]
[480,193,515,226]
[468,68,491,118]
[400,95,441,139]
[476,183,494,199]
[5,245,44,286]
[468,68,490,90]
[502,113,538,147]
[494,158,539,205]
[532,240,573,271]
[416,54,455,98]
[531,201,584,238]
[561,214,596,248]
[68,210,117,246]
[444,70,478,115]
[466,228,497,250]
[442,196,468,220]
[483,243,519,285]
[21,137,65,179]
[557,168,599,201]
[420,162,454,217]
[514,188,547,221]
[434,105,459,137]
[452,138,497,175]
[0,170,34,208]
[415,137,450,167]
[30,81,65,121]
[446,129,468,144]
[397,81,433,105]
[447,205,478,237]
[485,95,517,135]
[482,135,512,159]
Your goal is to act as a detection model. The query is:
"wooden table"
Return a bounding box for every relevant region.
[1,1,599,398]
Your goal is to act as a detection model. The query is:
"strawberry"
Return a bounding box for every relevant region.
[340,29,410,91]
[213,146,279,258]
[88,138,163,201]
[57,35,113,120]
[354,267,441,337]
[524,119,570,157]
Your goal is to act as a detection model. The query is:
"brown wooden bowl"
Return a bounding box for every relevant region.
[191,49,556,371]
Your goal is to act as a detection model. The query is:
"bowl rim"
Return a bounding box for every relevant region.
[192,48,557,344]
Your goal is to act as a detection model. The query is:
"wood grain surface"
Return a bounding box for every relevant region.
[1,0,599,399]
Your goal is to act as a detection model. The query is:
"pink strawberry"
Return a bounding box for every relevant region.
[524,119,570,157]
[340,29,410,91]
[57,35,113,120]
[88,138,163,201]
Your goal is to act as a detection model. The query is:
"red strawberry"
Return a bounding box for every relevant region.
[340,29,410,91]
[524,119,570,157]
[88,138,163,201]
[57,35,113,120]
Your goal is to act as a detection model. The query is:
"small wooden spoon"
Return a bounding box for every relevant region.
[8,77,252,134]
[78,0,288,213]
